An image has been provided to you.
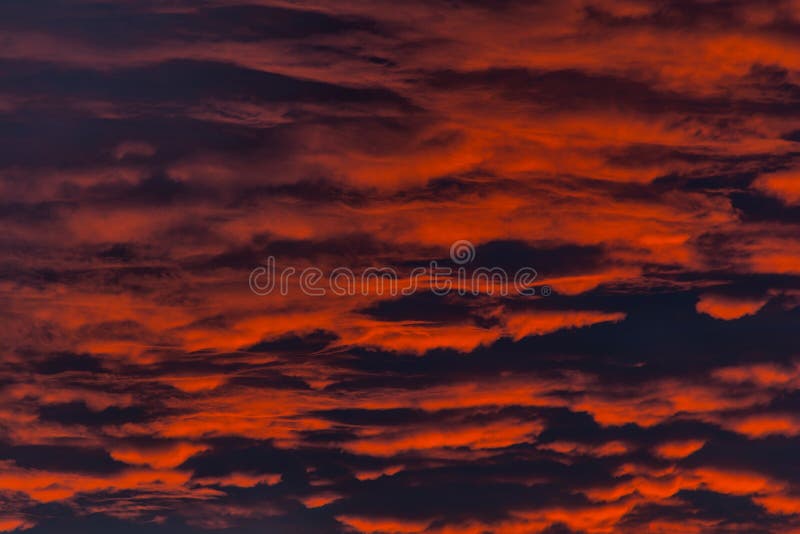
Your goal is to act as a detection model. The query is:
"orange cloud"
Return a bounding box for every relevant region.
[696,294,769,320]
[0,518,32,533]
[505,310,626,340]
[754,169,800,205]
[300,492,342,508]
[713,363,798,387]
[541,440,631,457]
[728,414,800,438]
[109,442,209,469]
[195,472,281,488]
[354,465,405,481]
[0,462,210,504]
[336,516,432,534]
[344,419,542,456]
[653,440,706,460]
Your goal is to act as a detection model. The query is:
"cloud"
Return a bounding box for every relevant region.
[3,0,800,532]
[755,168,800,205]
[695,293,769,320]
[653,439,706,460]
[504,310,626,340]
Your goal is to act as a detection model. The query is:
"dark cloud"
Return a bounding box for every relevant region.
[0,444,126,474]
[0,1,380,47]
[37,402,151,427]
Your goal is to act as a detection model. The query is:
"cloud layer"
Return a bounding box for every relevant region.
[3,0,800,532]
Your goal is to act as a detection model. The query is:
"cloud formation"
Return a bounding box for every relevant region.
[3,0,800,532]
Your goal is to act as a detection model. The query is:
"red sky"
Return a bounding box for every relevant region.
[2,1,800,532]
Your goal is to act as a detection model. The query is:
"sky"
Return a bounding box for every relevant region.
[2,0,800,532]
